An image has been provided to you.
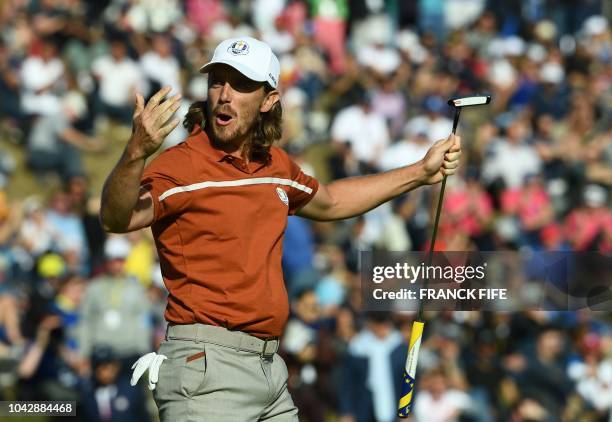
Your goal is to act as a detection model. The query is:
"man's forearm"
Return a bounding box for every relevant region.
[100,148,146,232]
[323,161,426,220]
[299,135,461,221]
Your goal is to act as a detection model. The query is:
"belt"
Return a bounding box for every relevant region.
[165,323,280,357]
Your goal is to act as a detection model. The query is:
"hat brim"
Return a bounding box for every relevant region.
[199,59,268,85]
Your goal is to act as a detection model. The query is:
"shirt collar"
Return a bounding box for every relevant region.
[188,129,271,174]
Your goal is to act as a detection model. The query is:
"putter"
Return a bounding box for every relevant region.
[425,93,493,304]
[397,94,491,418]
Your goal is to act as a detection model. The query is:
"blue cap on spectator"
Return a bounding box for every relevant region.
[423,95,445,114]
[91,345,117,367]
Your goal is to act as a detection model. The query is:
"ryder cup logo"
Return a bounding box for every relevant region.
[228,40,249,55]
[276,187,289,206]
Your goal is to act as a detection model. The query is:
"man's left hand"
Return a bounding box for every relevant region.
[420,134,462,185]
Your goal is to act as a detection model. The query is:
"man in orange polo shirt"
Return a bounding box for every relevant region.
[100,37,461,421]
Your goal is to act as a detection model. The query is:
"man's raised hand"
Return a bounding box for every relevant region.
[128,86,182,160]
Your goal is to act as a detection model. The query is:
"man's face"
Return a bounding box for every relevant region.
[110,42,126,61]
[106,257,125,276]
[206,64,274,147]
[294,291,320,323]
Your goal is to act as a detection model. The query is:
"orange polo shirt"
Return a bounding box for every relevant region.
[140,129,319,338]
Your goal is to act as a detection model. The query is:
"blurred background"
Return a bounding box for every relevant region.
[0,0,610,421]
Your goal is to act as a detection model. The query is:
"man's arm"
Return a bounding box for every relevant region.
[100,86,181,233]
[297,135,461,221]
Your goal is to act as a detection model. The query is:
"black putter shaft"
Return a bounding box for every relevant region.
[415,107,461,322]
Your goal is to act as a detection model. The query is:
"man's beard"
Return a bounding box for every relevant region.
[210,119,246,144]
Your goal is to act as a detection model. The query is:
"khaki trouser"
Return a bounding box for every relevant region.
[152,324,298,422]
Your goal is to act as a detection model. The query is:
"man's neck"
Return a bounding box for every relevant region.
[205,127,251,162]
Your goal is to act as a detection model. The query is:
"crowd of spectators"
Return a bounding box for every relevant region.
[0,0,610,421]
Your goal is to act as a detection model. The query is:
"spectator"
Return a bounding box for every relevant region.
[339,312,406,422]
[80,345,151,422]
[77,236,152,371]
[20,37,65,117]
[564,184,612,251]
[311,0,348,74]
[139,34,181,95]
[482,113,542,189]
[404,95,453,145]
[0,293,25,349]
[64,176,107,274]
[282,217,318,298]
[92,37,146,125]
[377,124,430,172]
[501,174,554,249]
[441,170,495,250]
[370,75,406,140]
[569,332,612,418]
[517,327,574,414]
[413,368,473,422]
[0,39,23,129]
[26,91,102,181]
[17,197,54,259]
[330,92,390,176]
[282,289,327,421]
[46,190,89,275]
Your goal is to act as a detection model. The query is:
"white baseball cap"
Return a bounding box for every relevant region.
[199,37,280,89]
[104,236,131,260]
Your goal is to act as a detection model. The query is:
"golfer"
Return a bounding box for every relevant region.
[100,36,461,421]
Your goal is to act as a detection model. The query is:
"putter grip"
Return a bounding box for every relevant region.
[397,320,425,417]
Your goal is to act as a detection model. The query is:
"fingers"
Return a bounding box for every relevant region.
[441,167,458,176]
[144,86,172,114]
[440,134,460,149]
[158,118,181,137]
[443,158,459,169]
[435,135,462,177]
[445,151,461,161]
[449,135,461,152]
[133,92,144,118]
[155,93,182,115]
[155,95,182,125]
[138,88,182,140]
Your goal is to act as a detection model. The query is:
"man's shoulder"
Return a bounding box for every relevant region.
[269,145,289,158]
[145,140,193,175]
[268,145,293,167]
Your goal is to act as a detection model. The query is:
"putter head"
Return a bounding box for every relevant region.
[447,94,491,108]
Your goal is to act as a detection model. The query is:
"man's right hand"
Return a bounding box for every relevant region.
[128,86,182,160]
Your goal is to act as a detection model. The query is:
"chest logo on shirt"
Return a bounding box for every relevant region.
[276,187,289,206]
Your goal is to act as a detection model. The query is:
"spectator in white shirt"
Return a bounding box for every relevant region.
[140,34,181,95]
[330,92,390,176]
[414,369,473,422]
[482,114,542,189]
[20,38,65,117]
[404,95,453,144]
[139,34,186,147]
[378,120,431,172]
[92,38,146,125]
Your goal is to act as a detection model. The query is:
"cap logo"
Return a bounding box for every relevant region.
[228,40,249,56]
[276,187,289,206]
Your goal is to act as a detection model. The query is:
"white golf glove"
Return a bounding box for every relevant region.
[130,352,168,390]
